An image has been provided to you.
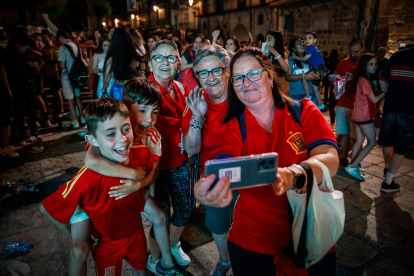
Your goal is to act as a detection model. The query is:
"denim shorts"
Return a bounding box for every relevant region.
[335,106,355,136]
[377,113,414,155]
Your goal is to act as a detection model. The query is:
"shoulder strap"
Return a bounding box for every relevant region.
[237,112,247,143]
[173,81,185,97]
[287,100,304,127]
[63,44,78,61]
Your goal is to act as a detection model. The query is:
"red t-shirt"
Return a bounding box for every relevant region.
[42,144,153,241]
[150,73,190,170]
[217,100,337,255]
[335,57,357,109]
[182,94,228,173]
[352,78,376,122]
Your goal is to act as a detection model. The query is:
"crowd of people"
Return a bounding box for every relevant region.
[1,14,413,276]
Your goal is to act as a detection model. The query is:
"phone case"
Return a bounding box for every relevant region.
[205,153,278,190]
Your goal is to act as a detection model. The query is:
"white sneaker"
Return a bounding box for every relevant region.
[0,146,19,158]
[146,255,160,274]
[171,241,190,266]
[345,164,365,181]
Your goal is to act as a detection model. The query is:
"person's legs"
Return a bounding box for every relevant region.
[311,84,323,106]
[131,267,147,276]
[74,88,85,121]
[25,95,38,136]
[329,91,337,125]
[349,123,364,164]
[307,251,336,276]
[302,79,311,98]
[350,123,376,167]
[67,99,79,122]
[12,98,26,140]
[69,219,92,276]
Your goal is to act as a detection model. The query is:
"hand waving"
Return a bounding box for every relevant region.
[212,30,220,41]
[185,86,207,120]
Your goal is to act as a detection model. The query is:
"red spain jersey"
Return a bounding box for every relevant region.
[182,93,228,173]
[149,73,190,170]
[335,57,357,109]
[42,144,153,241]
[217,100,337,255]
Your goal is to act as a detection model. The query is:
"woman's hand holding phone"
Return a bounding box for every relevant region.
[194,174,233,208]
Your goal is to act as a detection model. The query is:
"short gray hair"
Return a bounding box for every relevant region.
[193,45,231,74]
[151,39,181,62]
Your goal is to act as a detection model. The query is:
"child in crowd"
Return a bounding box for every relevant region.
[41,96,190,276]
[84,78,192,276]
[293,31,326,111]
[345,54,386,181]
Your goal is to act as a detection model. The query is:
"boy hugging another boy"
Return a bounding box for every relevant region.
[41,78,191,276]
[293,31,326,111]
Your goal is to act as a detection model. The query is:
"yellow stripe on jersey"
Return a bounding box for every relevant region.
[62,165,88,198]
[183,105,189,117]
[131,144,147,149]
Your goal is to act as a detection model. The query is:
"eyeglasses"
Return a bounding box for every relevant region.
[151,55,178,64]
[196,67,224,79]
[347,51,360,56]
[230,69,263,87]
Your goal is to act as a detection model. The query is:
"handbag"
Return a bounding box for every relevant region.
[286,159,345,268]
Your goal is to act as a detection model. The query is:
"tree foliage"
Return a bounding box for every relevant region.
[42,0,112,32]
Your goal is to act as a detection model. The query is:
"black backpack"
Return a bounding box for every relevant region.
[63,44,89,88]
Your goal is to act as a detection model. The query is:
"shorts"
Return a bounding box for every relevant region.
[69,206,89,225]
[92,229,147,275]
[353,119,373,125]
[205,190,239,235]
[0,91,12,127]
[311,63,326,86]
[377,113,414,155]
[61,70,81,100]
[336,106,355,136]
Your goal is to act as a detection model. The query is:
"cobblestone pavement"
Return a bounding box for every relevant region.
[1,90,414,275]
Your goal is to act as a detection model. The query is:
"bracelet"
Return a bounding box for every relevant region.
[274,54,281,60]
[190,123,203,130]
[191,115,205,125]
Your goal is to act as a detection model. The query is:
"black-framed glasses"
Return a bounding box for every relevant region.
[196,67,225,79]
[151,55,178,64]
[230,69,263,87]
[347,51,360,56]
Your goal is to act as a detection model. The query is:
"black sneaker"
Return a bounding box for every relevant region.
[156,260,193,276]
[383,168,388,177]
[380,181,400,193]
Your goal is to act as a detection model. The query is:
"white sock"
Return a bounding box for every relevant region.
[385,172,394,185]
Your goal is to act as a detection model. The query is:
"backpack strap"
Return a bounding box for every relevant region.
[287,100,304,127]
[237,112,247,143]
[63,44,79,61]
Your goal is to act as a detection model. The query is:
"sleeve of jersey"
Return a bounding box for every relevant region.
[379,57,391,82]
[334,60,345,76]
[300,100,338,152]
[147,127,162,161]
[215,118,243,159]
[41,166,90,224]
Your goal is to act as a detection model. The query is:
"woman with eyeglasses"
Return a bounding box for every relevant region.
[194,47,339,276]
[182,45,237,276]
[146,40,193,272]
[101,28,143,100]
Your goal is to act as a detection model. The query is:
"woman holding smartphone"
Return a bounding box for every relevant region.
[194,47,339,276]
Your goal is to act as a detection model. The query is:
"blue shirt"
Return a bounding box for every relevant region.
[305,45,324,67]
[288,56,318,105]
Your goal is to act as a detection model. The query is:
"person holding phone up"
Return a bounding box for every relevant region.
[194,47,339,276]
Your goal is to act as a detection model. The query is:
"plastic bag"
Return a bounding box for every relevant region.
[286,160,345,268]
[331,74,346,100]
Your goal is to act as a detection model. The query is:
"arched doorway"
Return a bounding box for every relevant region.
[232,24,249,43]
[256,33,265,45]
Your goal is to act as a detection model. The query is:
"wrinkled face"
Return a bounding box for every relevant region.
[348,44,363,61]
[147,38,155,49]
[149,44,180,81]
[94,30,101,40]
[197,56,228,100]
[232,56,273,107]
[102,41,110,52]
[304,33,317,47]
[129,103,159,139]
[367,58,377,74]
[90,113,133,164]
[226,39,236,52]
[216,37,224,47]
[265,34,275,48]
[294,39,306,54]
[193,37,203,52]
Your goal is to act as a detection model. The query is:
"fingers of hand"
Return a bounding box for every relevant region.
[195,174,216,198]
[115,195,128,200]
[205,176,230,204]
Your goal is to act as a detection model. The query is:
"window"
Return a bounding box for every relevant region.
[258,13,264,25]
[284,15,292,30]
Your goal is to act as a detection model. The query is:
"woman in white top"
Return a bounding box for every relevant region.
[92,35,113,98]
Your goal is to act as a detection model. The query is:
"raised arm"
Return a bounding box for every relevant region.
[42,14,58,37]
[84,144,146,181]
[293,53,311,62]
[211,30,220,46]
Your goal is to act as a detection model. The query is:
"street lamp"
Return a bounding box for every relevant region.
[114,18,119,27]
[153,6,158,12]
[189,0,193,6]
[131,14,134,19]
[102,22,106,27]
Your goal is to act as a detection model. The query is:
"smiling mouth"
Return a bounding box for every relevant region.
[160,68,170,72]
[114,145,129,156]
[208,80,219,87]
[138,125,151,132]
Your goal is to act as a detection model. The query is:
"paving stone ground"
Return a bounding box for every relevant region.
[1,92,414,275]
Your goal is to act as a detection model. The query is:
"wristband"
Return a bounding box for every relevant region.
[274,54,281,60]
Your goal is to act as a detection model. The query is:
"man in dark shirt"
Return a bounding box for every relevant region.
[5,32,39,144]
[377,47,414,193]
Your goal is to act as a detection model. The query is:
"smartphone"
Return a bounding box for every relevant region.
[205,152,278,190]
[262,42,269,54]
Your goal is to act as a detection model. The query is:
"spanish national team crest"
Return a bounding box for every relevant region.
[286,132,307,154]
[104,266,115,276]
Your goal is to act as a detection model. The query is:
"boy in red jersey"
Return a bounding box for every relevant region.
[41,97,190,276]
